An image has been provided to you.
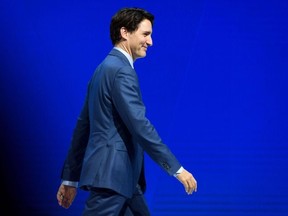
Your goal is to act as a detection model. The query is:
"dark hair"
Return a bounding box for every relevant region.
[110,7,154,45]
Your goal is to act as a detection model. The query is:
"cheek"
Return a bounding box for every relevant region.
[139,41,146,48]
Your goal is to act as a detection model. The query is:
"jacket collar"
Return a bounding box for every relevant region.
[109,48,134,69]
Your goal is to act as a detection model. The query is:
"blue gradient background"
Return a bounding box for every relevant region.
[1,0,288,215]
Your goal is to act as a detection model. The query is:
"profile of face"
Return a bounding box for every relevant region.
[125,19,153,61]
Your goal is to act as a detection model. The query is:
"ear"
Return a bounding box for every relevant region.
[120,27,129,40]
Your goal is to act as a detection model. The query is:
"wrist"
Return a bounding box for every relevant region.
[173,166,184,177]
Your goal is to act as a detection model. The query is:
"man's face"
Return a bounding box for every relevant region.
[127,19,153,61]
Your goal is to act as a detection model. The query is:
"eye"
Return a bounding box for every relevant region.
[143,32,151,37]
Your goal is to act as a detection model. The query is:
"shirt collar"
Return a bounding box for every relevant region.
[113,47,134,69]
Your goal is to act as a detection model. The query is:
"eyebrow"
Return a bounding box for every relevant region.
[142,30,152,34]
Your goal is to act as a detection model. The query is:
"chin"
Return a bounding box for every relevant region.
[136,55,146,60]
[141,52,147,57]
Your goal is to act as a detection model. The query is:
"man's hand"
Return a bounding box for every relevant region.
[56,183,77,209]
[176,169,197,195]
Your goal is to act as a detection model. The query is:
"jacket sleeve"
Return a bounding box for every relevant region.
[111,66,181,176]
[61,84,90,181]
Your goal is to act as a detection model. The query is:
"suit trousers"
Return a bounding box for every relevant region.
[82,186,150,216]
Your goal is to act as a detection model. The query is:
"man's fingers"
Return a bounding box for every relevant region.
[177,169,197,195]
[187,181,193,194]
[59,193,64,200]
[194,180,197,192]
[189,179,197,193]
[186,178,197,195]
[57,192,71,208]
[183,182,189,194]
[58,196,72,208]
[57,191,65,200]
[182,178,192,194]
[62,200,72,209]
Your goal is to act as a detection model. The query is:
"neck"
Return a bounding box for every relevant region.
[115,43,135,62]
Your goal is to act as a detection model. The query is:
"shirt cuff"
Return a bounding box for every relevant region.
[173,166,184,177]
[62,180,78,188]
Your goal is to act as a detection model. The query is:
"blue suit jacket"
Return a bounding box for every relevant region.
[61,48,181,198]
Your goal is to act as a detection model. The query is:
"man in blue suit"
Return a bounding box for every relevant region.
[56,7,197,215]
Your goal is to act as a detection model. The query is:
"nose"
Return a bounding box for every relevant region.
[147,36,153,46]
